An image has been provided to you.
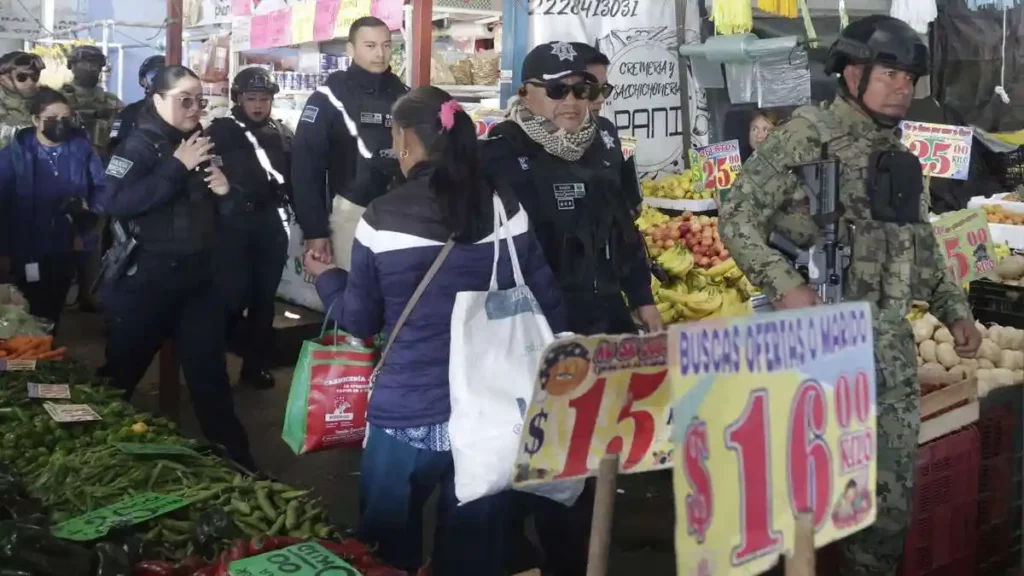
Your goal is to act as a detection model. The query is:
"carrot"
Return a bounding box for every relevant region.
[36,347,66,360]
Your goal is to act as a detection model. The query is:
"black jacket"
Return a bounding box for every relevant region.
[206,107,292,213]
[106,99,144,157]
[290,64,408,239]
[481,118,654,319]
[104,105,218,255]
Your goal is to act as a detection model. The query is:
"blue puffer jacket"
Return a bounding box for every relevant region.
[0,127,106,267]
[315,166,567,429]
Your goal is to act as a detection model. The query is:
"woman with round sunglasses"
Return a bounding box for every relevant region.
[0,51,44,148]
[483,41,661,576]
[99,65,256,471]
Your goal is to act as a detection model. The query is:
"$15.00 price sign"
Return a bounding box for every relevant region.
[899,121,974,180]
[931,208,997,285]
[513,333,676,483]
[672,303,877,575]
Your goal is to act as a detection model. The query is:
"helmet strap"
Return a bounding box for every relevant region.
[846,62,902,129]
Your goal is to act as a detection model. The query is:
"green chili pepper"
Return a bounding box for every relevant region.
[256,488,277,520]
[284,500,300,531]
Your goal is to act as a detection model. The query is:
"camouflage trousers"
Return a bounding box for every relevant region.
[838,332,920,576]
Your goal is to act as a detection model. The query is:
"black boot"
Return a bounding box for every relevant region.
[239,364,275,390]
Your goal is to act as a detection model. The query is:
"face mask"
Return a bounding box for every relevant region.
[72,68,100,89]
[41,118,72,142]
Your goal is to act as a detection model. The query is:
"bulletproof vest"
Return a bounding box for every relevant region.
[785,102,944,318]
[317,82,400,207]
[0,86,32,149]
[64,84,120,153]
[223,114,288,205]
[499,126,639,295]
[130,127,217,255]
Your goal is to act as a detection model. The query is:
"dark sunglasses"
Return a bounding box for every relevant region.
[526,80,599,101]
[14,71,39,83]
[165,94,208,110]
[597,83,615,99]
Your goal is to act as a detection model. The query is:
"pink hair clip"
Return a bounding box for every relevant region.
[439,99,464,132]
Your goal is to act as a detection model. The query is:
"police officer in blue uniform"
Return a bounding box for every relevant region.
[206,67,291,389]
[101,65,255,471]
[107,55,165,156]
[291,16,407,272]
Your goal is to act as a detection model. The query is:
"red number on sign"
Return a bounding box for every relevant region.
[834,375,851,429]
[703,159,716,190]
[944,236,969,281]
[854,371,871,425]
[716,157,733,189]
[556,378,605,479]
[928,141,953,176]
[608,370,666,470]
[556,371,667,479]
[788,379,833,529]
[726,390,783,563]
[967,227,989,247]
[909,138,930,161]
[683,418,714,544]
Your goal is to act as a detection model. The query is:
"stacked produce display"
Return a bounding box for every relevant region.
[640,173,714,201]
[0,292,404,576]
[636,205,759,324]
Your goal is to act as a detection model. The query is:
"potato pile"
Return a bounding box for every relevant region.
[994,254,1024,286]
[913,313,1024,395]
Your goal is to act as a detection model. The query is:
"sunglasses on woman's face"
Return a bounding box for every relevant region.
[168,94,208,111]
[527,80,599,101]
[597,83,615,99]
[13,71,39,83]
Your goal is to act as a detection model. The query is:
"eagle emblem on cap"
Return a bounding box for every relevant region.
[550,41,577,62]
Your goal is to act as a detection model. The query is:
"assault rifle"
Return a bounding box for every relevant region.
[767,144,853,305]
[91,220,138,294]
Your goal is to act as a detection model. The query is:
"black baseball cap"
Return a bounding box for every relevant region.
[521,41,597,84]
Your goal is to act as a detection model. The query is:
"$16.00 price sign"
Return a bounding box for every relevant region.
[931,208,997,285]
[672,303,877,575]
[513,333,676,483]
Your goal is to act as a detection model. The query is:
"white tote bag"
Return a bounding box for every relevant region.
[449,196,556,504]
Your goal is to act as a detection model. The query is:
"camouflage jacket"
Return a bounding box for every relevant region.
[0,85,32,149]
[719,96,972,331]
[63,83,122,156]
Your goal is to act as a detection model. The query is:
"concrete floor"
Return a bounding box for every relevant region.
[57,306,678,575]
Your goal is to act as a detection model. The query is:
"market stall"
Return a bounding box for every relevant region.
[0,288,405,575]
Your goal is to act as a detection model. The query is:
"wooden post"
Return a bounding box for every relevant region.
[411,0,434,87]
[586,455,619,576]
[160,0,183,423]
[785,513,815,576]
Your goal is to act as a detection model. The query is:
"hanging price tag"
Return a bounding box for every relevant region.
[335,0,372,39]
[899,121,973,180]
[696,140,742,193]
[931,208,997,285]
[514,333,674,483]
[672,303,877,575]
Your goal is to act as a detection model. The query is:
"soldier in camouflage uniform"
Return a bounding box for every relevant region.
[63,45,122,312]
[718,16,982,575]
[0,51,44,148]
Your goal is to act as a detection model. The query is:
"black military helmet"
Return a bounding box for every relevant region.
[230,67,279,103]
[0,51,44,74]
[139,55,165,91]
[824,15,928,78]
[67,45,106,70]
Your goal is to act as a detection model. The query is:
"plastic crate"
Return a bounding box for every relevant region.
[976,387,1024,574]
[904,426,981,576]
[978,403,1016,461]
[979,454,1013,526]
[984,144,1024,189]
[977,513,1023,575]
[969,280,1024,329]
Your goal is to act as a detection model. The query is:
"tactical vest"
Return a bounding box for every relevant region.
[788,104,944,320]
[0,88,32,149]
[130,128,217,255]
[316,84,400,207]
[64,84,120,153]
[495,126,639,295]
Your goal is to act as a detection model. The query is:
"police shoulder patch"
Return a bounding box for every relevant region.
[106,156,134,178]
[300,106,319,123]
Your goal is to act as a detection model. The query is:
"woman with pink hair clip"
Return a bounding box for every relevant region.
[304,86,566,575]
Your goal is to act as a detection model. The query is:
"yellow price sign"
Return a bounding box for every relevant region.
[335,0,372,39]
[932,208,997,285]
[672,303,877,575]
[513,334,676,483]
[290,2,316,45]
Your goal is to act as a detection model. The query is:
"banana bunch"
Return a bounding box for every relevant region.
[656,246,694,279]
[710,0,754,35]
[995,241,1012,261]
[635,204,670,230]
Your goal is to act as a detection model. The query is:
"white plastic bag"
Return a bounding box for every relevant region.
[449,196,556,504]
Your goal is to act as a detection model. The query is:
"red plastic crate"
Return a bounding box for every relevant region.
[978,454,1013,527]
[903,426,981,576]
[977,405,1015,461]
[977,519,1017,574]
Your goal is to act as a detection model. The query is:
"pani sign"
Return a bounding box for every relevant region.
[672,303,877,575]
